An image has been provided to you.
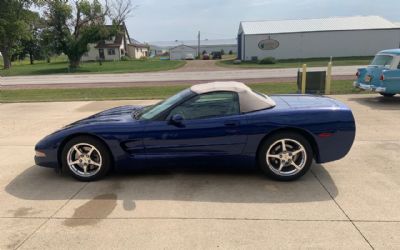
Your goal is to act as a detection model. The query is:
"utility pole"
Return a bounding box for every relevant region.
[197,31,200,58]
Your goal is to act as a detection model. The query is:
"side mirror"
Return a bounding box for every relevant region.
[169,114,184,125]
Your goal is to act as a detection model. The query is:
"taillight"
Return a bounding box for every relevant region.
[356,71,360,77]
[380,74,385,81]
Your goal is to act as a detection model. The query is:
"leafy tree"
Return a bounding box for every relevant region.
[0,0,34,69]
[43,0,135,69]
[17,11,44,64]
[43,0,111,68]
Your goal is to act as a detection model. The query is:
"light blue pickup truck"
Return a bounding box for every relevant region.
[354,49,400,97]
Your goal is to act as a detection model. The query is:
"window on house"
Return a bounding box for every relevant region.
[108,48,116,55]
[121,49,125,56]
[83,52,89,57]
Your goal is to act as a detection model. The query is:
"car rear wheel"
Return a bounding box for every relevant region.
[380,93,396,97]
[258,132,313,181]
[61,136,111,182]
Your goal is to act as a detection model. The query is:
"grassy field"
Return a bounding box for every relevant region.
[217,56,373,69]
[0,80,363,103]
[0,58,185,76]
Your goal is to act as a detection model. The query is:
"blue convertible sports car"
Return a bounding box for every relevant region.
[35,82,356,182]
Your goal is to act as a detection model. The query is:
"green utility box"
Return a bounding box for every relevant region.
[297,71,326,94]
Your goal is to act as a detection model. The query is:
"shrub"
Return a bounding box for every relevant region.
[121,56,131,61]
[259,57,277,64]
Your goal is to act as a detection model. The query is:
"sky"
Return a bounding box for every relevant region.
[126,0,400,43]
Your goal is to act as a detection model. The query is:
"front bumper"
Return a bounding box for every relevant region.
[34,153,59,168]
[353,81,386,93]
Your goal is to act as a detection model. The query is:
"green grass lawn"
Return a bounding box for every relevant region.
[0,80,363,103]
[0,58,186,76]
[217,56,373,69]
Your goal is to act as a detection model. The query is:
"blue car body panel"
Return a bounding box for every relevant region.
[354,49,400,94]
[35,95,356,171]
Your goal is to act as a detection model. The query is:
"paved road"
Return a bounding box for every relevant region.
[1,65,360,87]
[1,95,399,249]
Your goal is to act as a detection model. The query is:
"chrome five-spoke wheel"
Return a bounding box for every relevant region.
[62,136,111,181]
[258,132,313,181]
[266,139,307,177]
[67,143,102,178]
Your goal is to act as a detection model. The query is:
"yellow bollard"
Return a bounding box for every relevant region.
[325,62,332,95]
[301,64,307,94]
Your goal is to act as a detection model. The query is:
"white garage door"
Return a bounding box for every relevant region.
[170,47,196,60]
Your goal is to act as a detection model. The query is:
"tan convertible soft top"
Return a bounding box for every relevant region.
[190,81,276,112]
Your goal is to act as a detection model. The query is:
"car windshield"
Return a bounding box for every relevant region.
[370,55,393,67]
[139,89,193,120]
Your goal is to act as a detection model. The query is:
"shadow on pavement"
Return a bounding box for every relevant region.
[5,163,337,204]
[349,95,400,110]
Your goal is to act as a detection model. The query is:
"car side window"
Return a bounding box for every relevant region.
[167,91,240,120]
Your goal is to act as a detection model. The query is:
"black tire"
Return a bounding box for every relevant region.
[380,93,396,97]
[258,132,313,181]
[61,135,111,182]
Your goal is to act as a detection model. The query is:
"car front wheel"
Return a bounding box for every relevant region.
[61,136,111,181]
[258,132,313,181]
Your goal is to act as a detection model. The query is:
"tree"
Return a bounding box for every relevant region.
[0,0,34,69]
[18,11,44,64]
[43,0,111,68]
[43,0,135,69]
[109,0,137,26]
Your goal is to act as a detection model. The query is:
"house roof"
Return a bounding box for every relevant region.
[239,16,399,35]
[190,81,276,112]
[150,38,236,49]
[169,44,197,51]
[129,38,148,48]
[95,24,128,49]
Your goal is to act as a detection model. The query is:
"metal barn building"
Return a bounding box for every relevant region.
[149,38,237,57]
[169,45,197,60]
[237,16,400,61]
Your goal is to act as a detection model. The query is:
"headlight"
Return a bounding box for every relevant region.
[35,150,46,157]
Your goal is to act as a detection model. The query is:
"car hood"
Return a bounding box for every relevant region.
[66,105,144,127]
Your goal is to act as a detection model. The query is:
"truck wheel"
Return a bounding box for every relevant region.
[380,93,396,97]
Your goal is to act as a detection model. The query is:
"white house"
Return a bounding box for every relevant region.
[169,45,197,60]
[237,16,400,61]
[81,24,148,61]
[128,38,149,59]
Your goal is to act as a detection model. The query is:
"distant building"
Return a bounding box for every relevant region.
[128,38,149,59]
[81,24,148,61]
[238,16,400,61]
[149,38,237,57]
[169,45,197,60]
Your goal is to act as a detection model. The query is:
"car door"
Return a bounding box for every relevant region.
[143,91,248,160]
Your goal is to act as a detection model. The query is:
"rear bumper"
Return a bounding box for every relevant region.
[353,81,386,92]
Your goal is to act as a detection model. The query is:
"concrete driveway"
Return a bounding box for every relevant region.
[1,95,399,249]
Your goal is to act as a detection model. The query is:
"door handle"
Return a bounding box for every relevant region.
[224,121,239,127]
